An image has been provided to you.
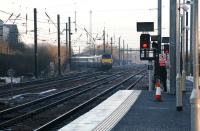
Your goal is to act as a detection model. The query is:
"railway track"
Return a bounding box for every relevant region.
[0,65,133,88]
[0,71,85,89]
[0,66,132,98]
[35,70,146,131]
[0,65,134,93]
[0,70,126,128]
[0,66,138,101]
[0,67,147,128]
[0,72,110,110]
[0,71,102,97]
[0,66,147,130]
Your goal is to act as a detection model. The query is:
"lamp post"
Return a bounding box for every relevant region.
[181,0,189,93]
[190,0,200,130]
[189,0,194,76]
[176,0,183,111]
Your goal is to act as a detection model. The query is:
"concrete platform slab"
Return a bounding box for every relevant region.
[59,90,141,131]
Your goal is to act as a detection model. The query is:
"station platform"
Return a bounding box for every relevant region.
[112,80,192,131]
[59,80,192,131]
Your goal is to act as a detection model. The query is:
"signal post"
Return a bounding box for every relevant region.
[137,22,155,92]
[139,34,154,91]
[137,22,169,93]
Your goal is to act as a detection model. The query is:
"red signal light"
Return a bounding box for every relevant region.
[140,34,150,49]
[142,43,148,48]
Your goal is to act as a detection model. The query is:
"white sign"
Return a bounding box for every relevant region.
[159,54,167,66]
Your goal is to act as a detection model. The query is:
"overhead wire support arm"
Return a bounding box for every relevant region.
[45,11,57,29]
[5,13,13,23]
[83,28,96,44]
[13,13,21,24]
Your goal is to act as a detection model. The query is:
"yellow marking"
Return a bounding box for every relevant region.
[102,59,112,64]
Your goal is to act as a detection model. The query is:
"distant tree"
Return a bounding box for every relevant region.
[0,41,71,76]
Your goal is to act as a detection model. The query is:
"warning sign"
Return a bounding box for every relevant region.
[159,54,167,66]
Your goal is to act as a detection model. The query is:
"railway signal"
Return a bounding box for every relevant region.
[139,34,154,60]
[136,22,155,93]
[140,34,150,50]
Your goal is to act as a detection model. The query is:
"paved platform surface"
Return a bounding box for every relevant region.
[112,80,192,131]
[59,90,141,131]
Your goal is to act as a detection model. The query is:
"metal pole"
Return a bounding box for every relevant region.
[26,13,28,34]
[181,5,186,92]
[127,44,128,64]
[57,15,61,75]
[74,11,77,32]
[176,0,183,111]
[169,0,177,94]
[158,0,162,54]
[123,40,125,65]
[66,23,68,71]
[186,11,189,75]
[157,0,162,82]
[68,17,72,71]
[103,29,105,54]
[190,0,194,76]
[107,34,109,45]
[89,10,92,47]
[111,37,113,56]
[66,23,68,57]
[34,8,38,78]
[149,60,153,92]
[190,0,200,130]
[180,16,183,75]
[118,37,121,65]
[94,44,96,55]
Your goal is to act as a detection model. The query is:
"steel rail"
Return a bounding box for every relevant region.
[0,72,102,97]
[0,76,119,128]
[0,72,122,117]
[126,74,146,90]
[0,71,86,88]
[35,70,145,131]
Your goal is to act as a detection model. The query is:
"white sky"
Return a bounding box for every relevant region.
[0,0,170,52]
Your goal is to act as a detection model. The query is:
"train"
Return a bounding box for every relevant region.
[71,54,112,70]
[101,54,113,69]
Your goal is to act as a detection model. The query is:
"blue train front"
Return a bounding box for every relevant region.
[101,54,112,69]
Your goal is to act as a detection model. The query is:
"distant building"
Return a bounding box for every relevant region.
[0,20,3,42]
[3,26,9,42]
[3,24,19,45]
[0,19,19,45]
